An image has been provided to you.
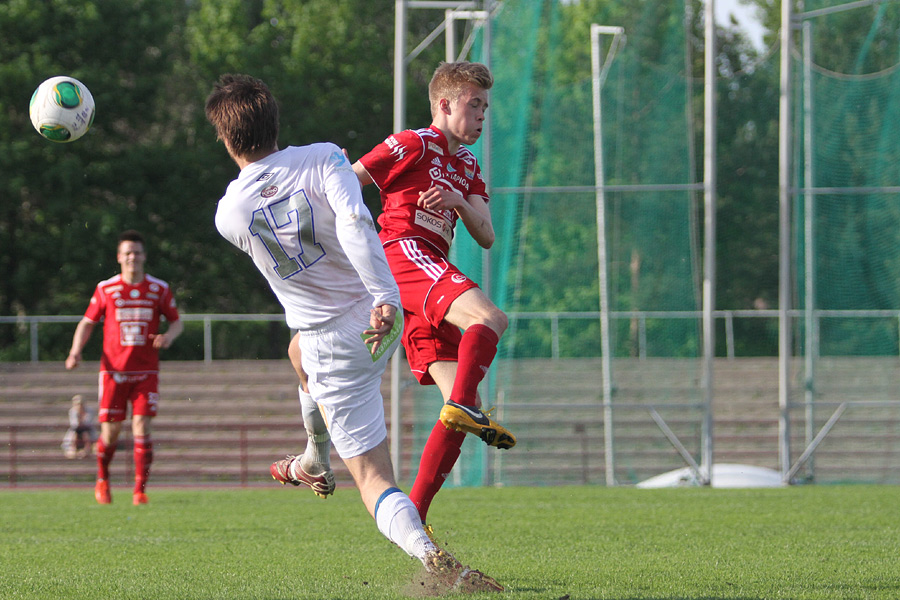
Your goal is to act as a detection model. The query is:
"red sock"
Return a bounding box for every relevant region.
[450,324,499,404]
[96,438,115,481]
[133,435,153,494]
[409,421,465,523]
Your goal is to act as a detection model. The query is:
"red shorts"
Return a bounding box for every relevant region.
[383,238,480,385]
[97,371,159,422]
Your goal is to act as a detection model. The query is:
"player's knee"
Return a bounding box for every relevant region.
[484,308,508,336]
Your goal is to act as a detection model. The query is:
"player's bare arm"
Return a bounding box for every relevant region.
[352,161,374,187]
[363,304,398,356]
[149,319,184,350]
[418,186,494,248]
[454,192,494,249]
[65,318,96,370]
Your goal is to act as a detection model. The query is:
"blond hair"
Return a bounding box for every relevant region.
[428,61,493,117]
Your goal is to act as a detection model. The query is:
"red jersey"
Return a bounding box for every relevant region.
[358,126,488,257]
[83,274,180,373]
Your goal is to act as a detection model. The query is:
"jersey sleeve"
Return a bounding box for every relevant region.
[321,144,401,310]
[215,198,245,253]
[82,284,105,323]
[159,285,180,323]
[470,162,489,201]
[358,129,425,191]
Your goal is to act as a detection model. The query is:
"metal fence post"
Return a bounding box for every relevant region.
[30,322,39,362]
[8,426,18,487]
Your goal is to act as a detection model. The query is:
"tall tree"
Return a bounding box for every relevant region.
[0,0,449,359]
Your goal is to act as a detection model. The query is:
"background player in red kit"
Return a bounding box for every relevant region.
[353,61,516,529]
[66,230,183,505]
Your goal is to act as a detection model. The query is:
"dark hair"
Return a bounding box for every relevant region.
[118,229,145,246]
[205,74,279,157]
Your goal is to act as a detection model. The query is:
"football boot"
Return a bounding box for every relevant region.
[422,549,504,593]
[439,401,517,449]
[270,455,335,498]
[94,479,111,504]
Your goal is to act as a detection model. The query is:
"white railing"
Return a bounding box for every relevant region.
[511,309,900,360]
[0,314,286,363]
[2,309,900,362]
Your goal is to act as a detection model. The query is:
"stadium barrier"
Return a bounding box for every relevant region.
[4,310,900,362]
[3,357,899,487]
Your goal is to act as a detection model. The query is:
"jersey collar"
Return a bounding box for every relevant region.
[427,126,453,155]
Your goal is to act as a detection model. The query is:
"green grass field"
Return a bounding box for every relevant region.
[1,484,898,599]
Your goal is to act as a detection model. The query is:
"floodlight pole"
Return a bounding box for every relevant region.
[591,24,624,486]
[778,0,794,483]
[700,0,717,486]
[802,20,817,481]
[389,0,408,482]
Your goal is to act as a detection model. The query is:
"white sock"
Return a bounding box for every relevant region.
[298,387,330,470]
[374,487,436,561]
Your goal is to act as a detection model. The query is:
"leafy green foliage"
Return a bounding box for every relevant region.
[4,0,898,360]
[0,0,446,351]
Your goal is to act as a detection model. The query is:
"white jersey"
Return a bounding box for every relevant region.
[215,143,401,330]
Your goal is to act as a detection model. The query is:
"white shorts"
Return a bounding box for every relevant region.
[297,299,399,459]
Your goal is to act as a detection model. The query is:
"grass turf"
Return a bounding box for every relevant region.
[1,484,898,599]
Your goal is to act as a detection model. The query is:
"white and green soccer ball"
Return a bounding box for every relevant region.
[29,76,95,143]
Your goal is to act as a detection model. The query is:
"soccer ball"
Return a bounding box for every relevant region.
[29,76,95,143]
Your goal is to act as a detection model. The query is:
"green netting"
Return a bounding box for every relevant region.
[407,0,546,488]
[397,0,900,488]
[403,0,703,487]
[794,1,900,357]
[453,0,544,311]
[465,0,700,358]
[788,2,900,484]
